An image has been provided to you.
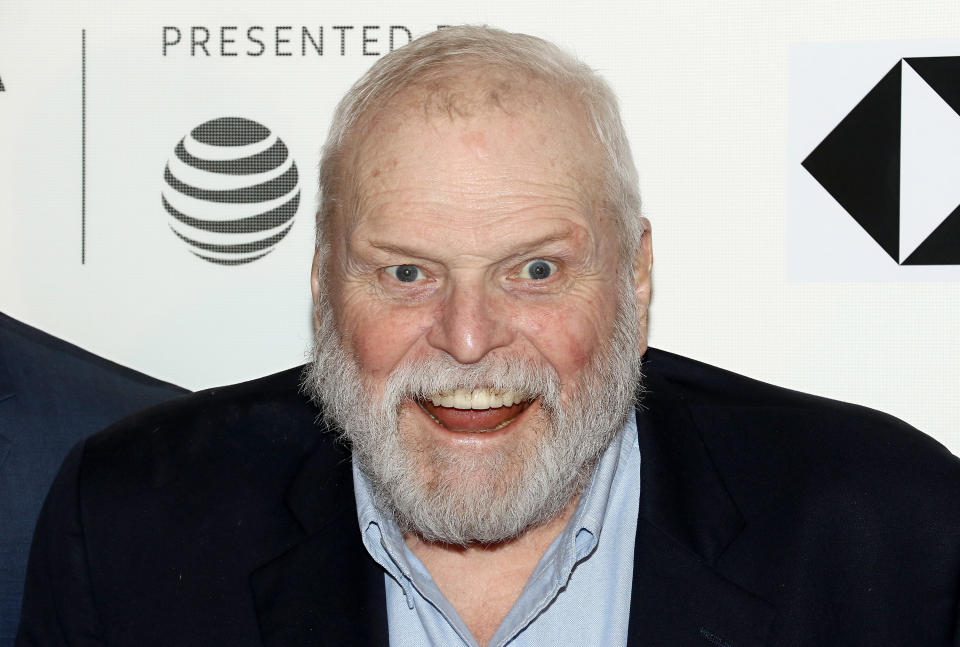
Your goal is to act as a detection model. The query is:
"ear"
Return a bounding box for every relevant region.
[632,218,653,355]
[310,248,322,301]
[310,242,323,329]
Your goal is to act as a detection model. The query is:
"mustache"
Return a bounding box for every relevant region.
[381,352,562,405]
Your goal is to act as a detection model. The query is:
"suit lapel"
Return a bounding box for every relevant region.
[250,438,388,647]
[0,333,16,405]
[628,366,776,646]
[0,377,11,407]
[0,341,15,470]
[628,519,775,647]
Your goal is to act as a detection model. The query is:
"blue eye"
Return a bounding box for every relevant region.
[519,259,556,280]
[385,265,423,282]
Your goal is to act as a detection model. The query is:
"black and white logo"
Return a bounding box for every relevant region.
[162,117,299,265]
[803,57,960,265]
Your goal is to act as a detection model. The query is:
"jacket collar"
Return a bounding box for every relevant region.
[0,330,16,471]
[0,331,15,406]
[634,365,744,563]
[250,432,389,647]
[627,359,776,646]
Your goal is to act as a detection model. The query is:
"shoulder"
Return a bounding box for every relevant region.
[79,364,332,498]
[642,346,953,460]
[78,367,349,522]
[641,347,960,520]
[23,366,348,642]
[0,311,186,405]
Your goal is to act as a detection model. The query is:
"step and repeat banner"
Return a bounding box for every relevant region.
[2,0,959,455]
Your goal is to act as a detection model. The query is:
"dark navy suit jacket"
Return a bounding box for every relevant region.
[16,348,960,646]
[0,313,186,645]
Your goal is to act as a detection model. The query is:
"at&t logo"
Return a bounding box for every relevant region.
[162,117,299,265]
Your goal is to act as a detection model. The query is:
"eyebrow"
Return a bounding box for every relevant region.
[365,228,582,263]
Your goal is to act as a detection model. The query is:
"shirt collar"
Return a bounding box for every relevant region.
[525,413,638,588]
[354,459,414,578]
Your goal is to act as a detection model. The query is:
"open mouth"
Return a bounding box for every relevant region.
[416,388,535,433]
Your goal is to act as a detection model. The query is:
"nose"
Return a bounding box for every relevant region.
[425,280,513,364]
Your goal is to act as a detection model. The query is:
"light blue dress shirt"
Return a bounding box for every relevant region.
[353,413,642,646]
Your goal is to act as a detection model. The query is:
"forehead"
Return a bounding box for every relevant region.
[337,77,610,240]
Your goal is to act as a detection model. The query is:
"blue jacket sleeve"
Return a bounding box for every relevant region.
[16,441,105,646]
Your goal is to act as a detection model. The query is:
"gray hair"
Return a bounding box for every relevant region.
[316,25,644,259]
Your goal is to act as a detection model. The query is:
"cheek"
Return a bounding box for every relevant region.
[338,294,432,383]
[514,287,619,381]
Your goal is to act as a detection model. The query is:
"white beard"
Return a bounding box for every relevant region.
[304,272,643,545]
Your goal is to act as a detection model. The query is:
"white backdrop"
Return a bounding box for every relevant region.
[2,0,958,456]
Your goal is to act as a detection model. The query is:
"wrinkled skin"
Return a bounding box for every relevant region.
[311,85,652,542]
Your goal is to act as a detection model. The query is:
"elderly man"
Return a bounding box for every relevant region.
[17,26,960,647]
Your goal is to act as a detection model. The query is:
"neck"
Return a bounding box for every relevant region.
[404,495,580,646]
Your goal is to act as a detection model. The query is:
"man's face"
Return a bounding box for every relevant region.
[309,87,651,544]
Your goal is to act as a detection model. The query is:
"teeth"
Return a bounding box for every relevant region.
[471,390,490,409]
[431,391,455,408]
[427,388,528,410]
